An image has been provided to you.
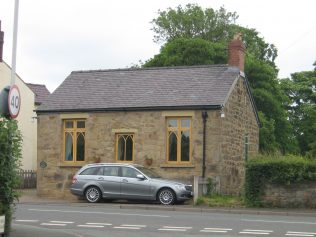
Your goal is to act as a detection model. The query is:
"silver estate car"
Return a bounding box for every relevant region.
[70,163,193,205]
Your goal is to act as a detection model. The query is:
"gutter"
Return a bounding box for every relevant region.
[243,78,261,127]
[36,105,222,115]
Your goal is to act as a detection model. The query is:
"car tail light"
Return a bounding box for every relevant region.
[72,176,78,184]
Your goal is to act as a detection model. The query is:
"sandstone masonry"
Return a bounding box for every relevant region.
[37,75,259,199]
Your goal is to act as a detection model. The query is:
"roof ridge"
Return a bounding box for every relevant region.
[26,83,47,86]
[71,64,228,74]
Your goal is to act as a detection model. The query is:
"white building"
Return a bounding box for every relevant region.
[0,21,50,170]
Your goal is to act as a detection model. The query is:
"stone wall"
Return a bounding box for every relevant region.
[37,76,259,199]
[262,182,316,208]
[38,110,207,198]
[217,77,259,195]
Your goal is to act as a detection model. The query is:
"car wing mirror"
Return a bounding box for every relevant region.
[136,174,145,180]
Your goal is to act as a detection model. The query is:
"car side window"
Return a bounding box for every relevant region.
[80,167,103,175]
[103,166,119,177]
[121,167,140,178]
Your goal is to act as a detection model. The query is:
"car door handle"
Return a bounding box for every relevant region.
[122,179,128,183]
[98,177,104,180]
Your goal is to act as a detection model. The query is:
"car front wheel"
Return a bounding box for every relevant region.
[158,188,176,205]
[85,186,101,203]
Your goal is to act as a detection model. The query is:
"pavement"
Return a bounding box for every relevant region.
[5,189,316,237]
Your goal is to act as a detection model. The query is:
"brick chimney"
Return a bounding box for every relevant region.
[0,21,4,62]
[228,33,245,72]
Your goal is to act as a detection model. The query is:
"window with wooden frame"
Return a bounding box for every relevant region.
[116,134,134,162]
[63,120,86,163]
[166,117,192,163]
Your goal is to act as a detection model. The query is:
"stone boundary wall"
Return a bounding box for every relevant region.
[262,181,316,208]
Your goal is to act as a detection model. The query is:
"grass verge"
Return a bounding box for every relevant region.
[195,194,245,208]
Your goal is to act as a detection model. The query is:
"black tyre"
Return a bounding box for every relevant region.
[158,188,176,205]
[85,186,101,203]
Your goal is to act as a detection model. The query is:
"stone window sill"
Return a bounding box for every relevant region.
[58,163,84,168]
[160,164,195,168]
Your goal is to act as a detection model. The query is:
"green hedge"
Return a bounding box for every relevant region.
[245,155,316,206]
[0,117,22,233]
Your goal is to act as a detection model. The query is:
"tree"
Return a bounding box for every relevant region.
[151,4,277,63]
[280,65,316,157]
[146,4,297,154]
[245,55,298,154]
[151,4,237,43]
[144,38,226,67]
[257,112,278,153]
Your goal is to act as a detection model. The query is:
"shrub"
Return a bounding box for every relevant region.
[0,117,22,233]
[245,154,316,206]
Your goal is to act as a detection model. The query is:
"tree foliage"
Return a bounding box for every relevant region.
[280,65,316,158]
[151,4,277,63]
[0,117,22,233]
[146,4,297,154]
[245,55,298,154]
[257,112,278,153]
[151,4,237,43]
[144,38,226,67]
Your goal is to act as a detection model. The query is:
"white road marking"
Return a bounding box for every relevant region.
[287,232,316,235]
[158,226,192,232]
[243,229,274,233]
[77,224,105,228]
[242,219,316,225]
[240,231,270,235]
[15,220,39,223]
[285,234,314,237]
[286,231,316,236]
[41,223,66,226]
[86,222,112,226]
[240,229,272,235]
[203,228,232,231]
[50,221,74,224]
[113,224,146,230]
[200,227,232,233]
[162,226,192,229]
[158,228,187,231]
[28,208,169,218]
[121,224,147,228]
[200,230,228,233]
[113,226,141,230]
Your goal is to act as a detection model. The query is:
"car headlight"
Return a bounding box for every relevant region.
[174,184,186,191]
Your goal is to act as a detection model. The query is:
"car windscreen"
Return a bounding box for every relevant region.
[137,167,161,178]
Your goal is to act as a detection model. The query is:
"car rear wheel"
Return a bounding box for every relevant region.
[85,186,101,203]
[158,188,176,205]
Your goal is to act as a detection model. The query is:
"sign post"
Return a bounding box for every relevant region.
[10,0,19,87]
[0,215,5,237]
[8,84,21,119]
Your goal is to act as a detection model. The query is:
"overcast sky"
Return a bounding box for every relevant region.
[1,0,315,92]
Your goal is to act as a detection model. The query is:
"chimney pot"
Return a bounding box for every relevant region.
[228,33,245,72]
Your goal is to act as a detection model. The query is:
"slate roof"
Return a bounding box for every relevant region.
[27,83,51,105]
[37,65,241,113]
